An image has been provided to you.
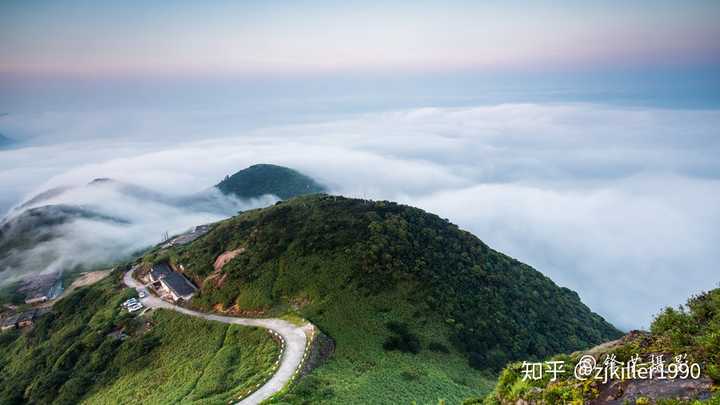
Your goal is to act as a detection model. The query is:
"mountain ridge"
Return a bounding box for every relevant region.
[146,194,621,403]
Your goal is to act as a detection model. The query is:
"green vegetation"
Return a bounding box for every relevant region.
[483,287,720,404]
[0,271,279,405]
[266,286,497,404]
[84,311,279,405]
[216,164,325,200]
[0,281,25,306]
[153,194,620,403]
[59,269,86,290]
[651,287,720,385]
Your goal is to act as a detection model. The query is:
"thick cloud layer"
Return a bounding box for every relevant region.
[0,179,276,285]
[1,103,718,330]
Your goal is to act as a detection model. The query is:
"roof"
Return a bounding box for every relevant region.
[150,262,173,280]
[1,314,19,327]
[17,310,36,322]
[161,272,196,297]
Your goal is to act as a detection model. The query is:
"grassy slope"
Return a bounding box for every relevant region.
[0,271,279,405]
[0,280,24,306]
[216,164,325,200]
[84,311,278,405]
[483,288,720,404]
[147,195,620,404]
[271,284,497,404]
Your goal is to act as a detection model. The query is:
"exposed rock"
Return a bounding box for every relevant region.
[298,328,335,379]
[213,247,245,272]
[590,376,714,404]
[582,330,651,358]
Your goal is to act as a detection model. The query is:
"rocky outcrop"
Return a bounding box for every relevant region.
[590,377,714,404]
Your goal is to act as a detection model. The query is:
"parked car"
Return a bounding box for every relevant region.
[138,291,146,298]
[128,303,143,313]
[121,298,138,308]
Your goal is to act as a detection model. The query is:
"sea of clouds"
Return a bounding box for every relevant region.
[1,103,719,330]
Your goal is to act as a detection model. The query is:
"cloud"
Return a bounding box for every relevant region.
[1,103,719,330]
[0,180,276,285]
[408,176,720,330]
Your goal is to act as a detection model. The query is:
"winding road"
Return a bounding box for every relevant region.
[123,268,311,405]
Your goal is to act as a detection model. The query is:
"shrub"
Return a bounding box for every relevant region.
[428,341,450,353]
[383,322,421,354]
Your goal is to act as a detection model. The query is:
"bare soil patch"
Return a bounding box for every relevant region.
[59,270,112,300]
[213,247,246,272]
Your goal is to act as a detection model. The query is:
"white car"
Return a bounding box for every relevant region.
[138,291,146,299]
[128,303,143,312]
[121,298,138,308]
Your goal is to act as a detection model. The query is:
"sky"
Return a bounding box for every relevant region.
[1,1,719,331]
[1,1,718,114]
[1,1,719,77]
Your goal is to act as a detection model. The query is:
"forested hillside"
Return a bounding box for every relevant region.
[483,287,720,404]
[148,194,621,403]
[216,164,325,200]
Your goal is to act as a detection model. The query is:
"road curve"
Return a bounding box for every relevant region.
[123,268,310,405]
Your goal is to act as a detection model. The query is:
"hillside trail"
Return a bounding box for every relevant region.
[123,267,312,405]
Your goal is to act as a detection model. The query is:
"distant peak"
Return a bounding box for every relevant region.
[88,178,115,185]
[216,163,325,200]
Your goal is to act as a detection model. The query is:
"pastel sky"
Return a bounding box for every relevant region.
[1,0,719,78]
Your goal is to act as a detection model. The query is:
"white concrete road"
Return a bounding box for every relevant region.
[123,268,311,405]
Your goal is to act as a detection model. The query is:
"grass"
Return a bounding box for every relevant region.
[83,310,280,405]
[146,194,621,403]
[0,270,280,405]
[483,287,720,404]
[266,275,496,404]
[60,269,88,290]
[0,280,24,306]
[280,313,309,326]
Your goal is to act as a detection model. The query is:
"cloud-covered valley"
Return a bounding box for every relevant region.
[1,103,718,330]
